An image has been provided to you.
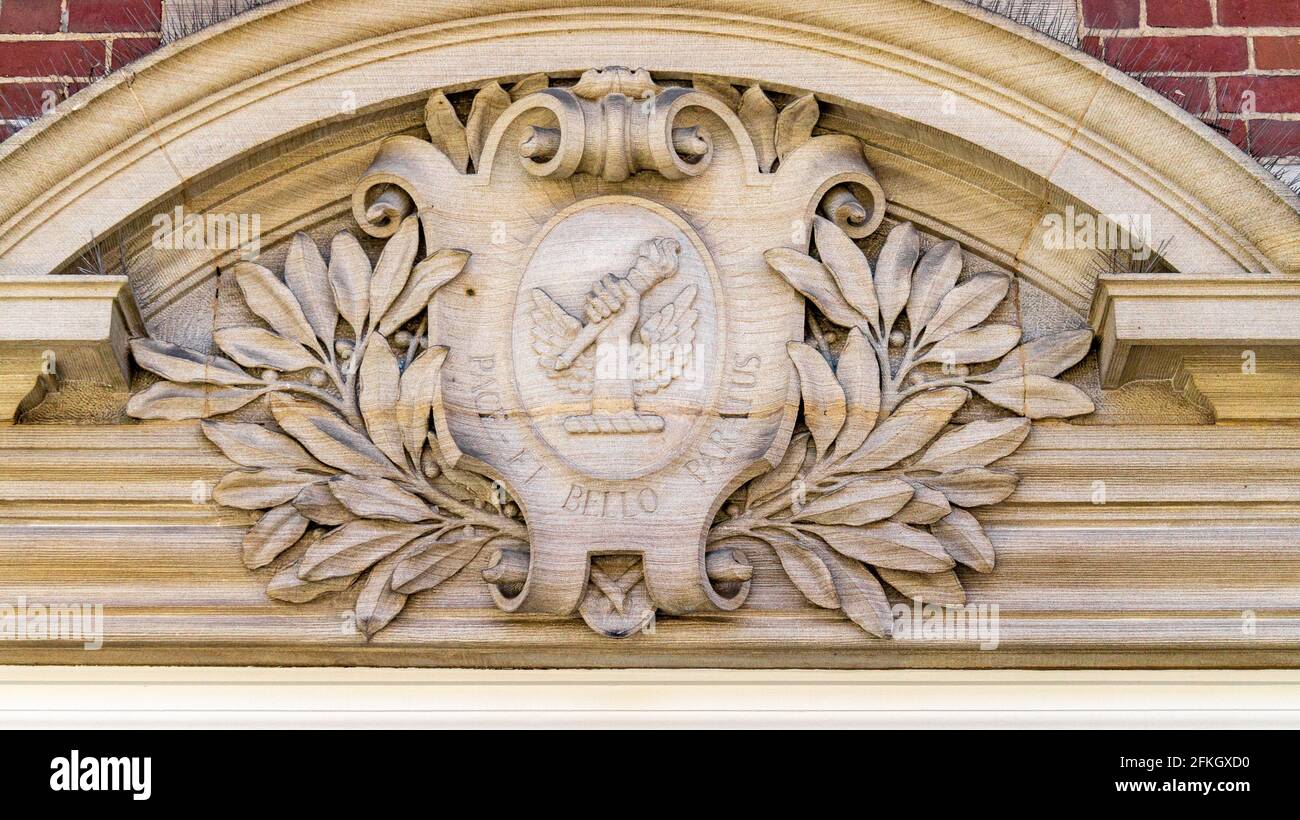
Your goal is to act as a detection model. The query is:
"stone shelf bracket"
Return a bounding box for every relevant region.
[1090,273,1300,420]
[0,276,141,423]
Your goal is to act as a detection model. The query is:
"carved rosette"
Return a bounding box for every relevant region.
[125,68,1093,640]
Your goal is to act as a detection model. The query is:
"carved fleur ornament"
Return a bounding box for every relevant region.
[126,68,1094,639]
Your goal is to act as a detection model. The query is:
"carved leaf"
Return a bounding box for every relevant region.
[267,556,358,603]
[284,232,337,349]
[972,375,1095,419]
[893,481,951,524]
[923,467,1018,507]
[765,248,865,329]
[292,483,356,526]
[873,222,919,337]
[466,81,511,168]
[369,217,420,328]
[820,548,891,637]
[328,231,371,334]
[212,468,321,510]
[787,342,845,459]
[356,333,406,466]
[813,216,878,331]
[692,76,741,109]
[377,249,469,335]
[233,262,321,354]
[329,475,435,523]
[299,519,431,581]
[774,94,818,161]
[738,85,778,171]
[269,396,405,480]
[975,329,1093,382]
[917,324,1021,366]
[397,346,448,463]
[932,508,995,573]
[920,272,1010,345]
[761,528,839,608]
[130,338,262,387]
[746,431,809,507]
[509,73,549,100]
[793,478,914,526]
[833,328,880,454]
[392,532,487,594]
[241,504,309,569]
[906,239,962,335]
[839,387,968,473]
[214,326,320,373]
[354,550,410,637]
[424,91,470,173]
[807,521,954,573]
[201,420,328,472]
[126,382,266,420]
[912,418,1030,473]
[877,567,966,607]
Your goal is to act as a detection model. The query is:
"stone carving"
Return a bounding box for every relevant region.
[124,69,1093,639]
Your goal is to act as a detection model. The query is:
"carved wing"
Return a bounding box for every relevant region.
[635,285,699,395]
[530,289,594,395]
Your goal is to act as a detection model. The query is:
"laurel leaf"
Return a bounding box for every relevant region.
[839,387,969,473]
[833,328,880,454]
[738,85,777,171]
[299,519,430,581]
[873,222,919,337]
[284,232,337,349]
[466,81,511,168]
[972,375,1095,419]
[392,532,487,594]
[932,508,995,572]
[906,239,962,335]
[233,262,321,353]
[775,94,818,161]
[746,431,810,507]
[369,217,420,327]
[787,342,845,459]
[213,468,322,510]
[201,420,328,472]
[813,216,878,331]
[913,418,1030,472]
[378,249,469,335]
[241,504,309,569]
[761,528,839,609]
[975,329,1094,382]
[328,475,435,523]
[267,556,358,603]
[765,247,864,329]
[357,333,406,466]
[920,273,1010,345]
[269,395,405,480]
[328,231,371,334]
[397,346,448,463]
[923,468,1018,507]
[126,382,266,420]
[355,550,410,637]
[130,338,262,387]
[214,326,321,373]
[805,521,953,573]
[916,324,1021,367]
[424,91,470,173]
[292,483,355,526]
[820,548,891,637]
[893,481,951,524]
[793,478,914,526]
[877,567,966,607]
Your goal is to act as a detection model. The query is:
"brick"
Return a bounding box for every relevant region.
[1218,0,1300,26]
[1246,120,1300,157]
[1081,0,1140,28]
[1081,36,1105,59]
[1145,75,1213,115]
[1207,117,1250,149]
[1255,37,1300,71]
[68,0,163,33]
[0,41,109,78]
[111,37,162,69]
[1218,76,1300,114]
[1103,36,1248,73]
[1146,0,1214,28]
[0,82,65,119]
[0,0,62,34]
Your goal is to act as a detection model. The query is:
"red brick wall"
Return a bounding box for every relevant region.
[1081,0,1300,159]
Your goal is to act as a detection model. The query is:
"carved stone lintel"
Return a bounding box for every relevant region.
[0,276,140,422]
